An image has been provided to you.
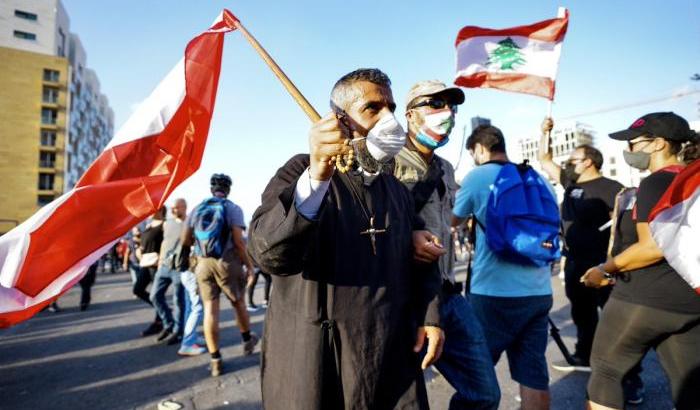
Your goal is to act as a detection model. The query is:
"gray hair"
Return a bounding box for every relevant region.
[330,68,391,111]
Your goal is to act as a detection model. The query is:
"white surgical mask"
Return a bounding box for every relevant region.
[365,113,406,162]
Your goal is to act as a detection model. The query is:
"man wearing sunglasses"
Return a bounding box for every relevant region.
[395,80,500,410]
[537,119,633,376]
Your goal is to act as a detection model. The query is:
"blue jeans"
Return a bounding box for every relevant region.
[434,293,501,410]
[180,270,204,347]
[150,265,184,334]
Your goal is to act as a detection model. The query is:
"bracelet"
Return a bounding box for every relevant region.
[597,264,614,280]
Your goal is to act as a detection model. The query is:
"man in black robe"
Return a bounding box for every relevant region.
[248,68,445,410]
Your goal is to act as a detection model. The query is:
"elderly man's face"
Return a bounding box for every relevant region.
[342,81,396,139]
[171,199,187,219]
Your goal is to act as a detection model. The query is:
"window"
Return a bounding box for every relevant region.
[13,30,36,40]
[610,169,617,177]
[37,195,54,206]
[39,152,56,168]
[43,69,59,82]
[43,87,58,103]
[15,10,38,21]
[41,130,56,146]
[610,156,616,165]
[38,173,54,190]
[41,108,57,124]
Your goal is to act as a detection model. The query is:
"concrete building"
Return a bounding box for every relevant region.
[518,121,595,173]
[0,0,113,234]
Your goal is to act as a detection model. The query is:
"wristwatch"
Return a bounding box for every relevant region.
[597,264,615,280]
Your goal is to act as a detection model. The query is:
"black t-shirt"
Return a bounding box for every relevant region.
[560,173,624,261]
[611,169,700,314]
[140,223,164,254]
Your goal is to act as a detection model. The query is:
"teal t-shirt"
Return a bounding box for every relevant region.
[453,163,552,297]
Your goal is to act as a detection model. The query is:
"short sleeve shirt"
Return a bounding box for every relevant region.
[453,163,552,297]
[187,197,246,251]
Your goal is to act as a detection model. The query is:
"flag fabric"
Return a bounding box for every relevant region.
[0,9,240,327]
[648,160,700,295]
[454,9,569,100]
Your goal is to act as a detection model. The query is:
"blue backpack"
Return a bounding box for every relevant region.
[481,161,561,267]
[193,197,230,258]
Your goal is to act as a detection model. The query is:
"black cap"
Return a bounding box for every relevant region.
[609,112,695,142]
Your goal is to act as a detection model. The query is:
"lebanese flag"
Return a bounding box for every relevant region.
[649,160,700,295]
[454,8,569,100]
[0,10,240,327]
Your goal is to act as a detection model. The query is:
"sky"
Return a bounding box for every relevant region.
[63,0,700,221]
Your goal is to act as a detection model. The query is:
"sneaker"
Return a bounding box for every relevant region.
[156,327,173,343]
[141,321,163,337]
[624,377,645,405]
[246,304,259,312]
[262,300,269,308]
[243,332,259,356]
[551,355,591,372]
[210,358,223,377]
[178,344,207,357]
[48,303,61,313]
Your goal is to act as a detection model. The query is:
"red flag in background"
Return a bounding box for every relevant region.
[0,10,240,327]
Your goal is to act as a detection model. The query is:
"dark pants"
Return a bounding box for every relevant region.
[434,293,500,410]
[247,270,271,306]
[133,266,156,306]
[564,258,611,360]
[79,262,98,307]
[588,297,700,409]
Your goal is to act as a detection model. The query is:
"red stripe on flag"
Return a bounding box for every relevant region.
[455,71,555,100]
[0,10,239,327]
[455,10,569,46]
[649,160,700,222]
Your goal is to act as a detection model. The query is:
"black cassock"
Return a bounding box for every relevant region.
[248,154,441,410]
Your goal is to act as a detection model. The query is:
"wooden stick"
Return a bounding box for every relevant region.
[231,19,321,122]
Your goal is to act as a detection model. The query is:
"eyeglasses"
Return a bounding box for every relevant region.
[627,138,654,151]
[409,98,457,112]
[565,157,585,165]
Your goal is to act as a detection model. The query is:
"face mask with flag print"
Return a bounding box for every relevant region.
[364,113,406,162]
[416,109,454,150]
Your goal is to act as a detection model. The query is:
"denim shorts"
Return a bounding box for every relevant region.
[470,293,553,391]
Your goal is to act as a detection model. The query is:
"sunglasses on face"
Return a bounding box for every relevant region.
[627,138,654,151]
[409,99,457,112]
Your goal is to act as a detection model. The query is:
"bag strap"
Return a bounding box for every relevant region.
[411,159,445,213]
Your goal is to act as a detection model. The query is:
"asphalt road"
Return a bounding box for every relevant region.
[0,269,674,410]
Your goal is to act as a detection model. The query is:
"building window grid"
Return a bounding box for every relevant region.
[41,130,57,146]
[41,108,57,125]
[43,69,60,82]
[39,151,56,168]
[15,10,38,20]
[37,195,54,206]
[42,87,59,103]
[13,30,36,40]
[38,173,55,190]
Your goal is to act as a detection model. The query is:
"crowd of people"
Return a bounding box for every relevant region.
[51,68,699,410]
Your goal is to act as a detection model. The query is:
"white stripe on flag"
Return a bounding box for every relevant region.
[456,36,562,80]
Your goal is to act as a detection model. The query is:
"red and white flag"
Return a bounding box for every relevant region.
[454,8,569,100]
[649,160,700,295]
[0,10,240,327]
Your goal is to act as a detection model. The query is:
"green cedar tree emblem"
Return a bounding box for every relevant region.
[487,37,526,70]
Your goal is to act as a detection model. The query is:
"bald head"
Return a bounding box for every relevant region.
[171,198,187,220]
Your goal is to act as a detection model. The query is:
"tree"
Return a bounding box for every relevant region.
[488,37,526,70]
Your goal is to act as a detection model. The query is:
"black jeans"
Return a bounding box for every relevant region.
[588,297,700,409]
[564,257,611,360]
[247,270,271,306]
[133,266,156,306]
[79,263,98,307]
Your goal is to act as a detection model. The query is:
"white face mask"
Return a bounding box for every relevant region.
[422,109,455,136]
[365,113,406,162]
